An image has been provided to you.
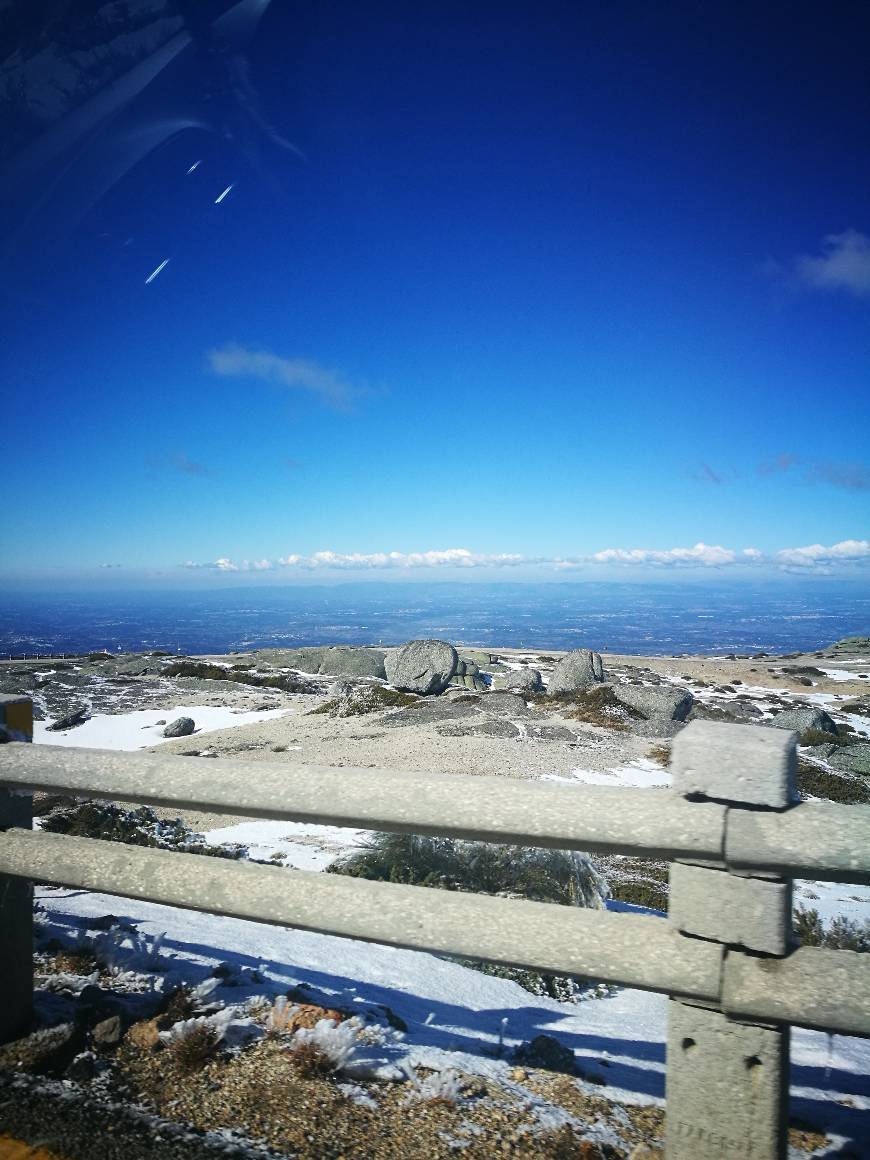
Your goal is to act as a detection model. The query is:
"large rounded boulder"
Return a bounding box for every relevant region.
[770,707,837,735]
[493,667,544,693]
[613,684,694,722]
[385,639,458,695]
[547,649,604,694]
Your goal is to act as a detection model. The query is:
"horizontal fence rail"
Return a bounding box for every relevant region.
[2,743,728,859]
[0,827,723,1002]
[3,743,870,883]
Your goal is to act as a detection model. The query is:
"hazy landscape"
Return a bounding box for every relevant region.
[2,0,869,1156]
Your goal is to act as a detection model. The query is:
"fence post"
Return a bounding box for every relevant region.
[0,695,34,1044]
[665,721,796,1160]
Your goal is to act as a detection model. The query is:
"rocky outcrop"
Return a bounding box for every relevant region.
[47,704,90,731]
[547,649,604,694]
[163,716,195,738]
[460,650,497,668]
[770,707,837,735]
[449,657,488,691]
[493,667,544,693]
[690,701,763,725]
[478,691,532,717]
[318,647,387,679]
[613,685,694,722]
[385,639,458,694]
[828,742,870,776]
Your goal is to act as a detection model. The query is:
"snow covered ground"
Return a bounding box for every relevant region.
[21,662,870,1154]
[33,704,289,750]
[34,882,870,1152]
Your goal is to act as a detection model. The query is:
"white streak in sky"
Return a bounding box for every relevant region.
[214,185,234,204]
[144,258,170,284]
[186,160,202,174]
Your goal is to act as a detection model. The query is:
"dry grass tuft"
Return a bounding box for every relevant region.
[646,743,672,767]
[286,1039,336,1078]
[169,1024,220,1073]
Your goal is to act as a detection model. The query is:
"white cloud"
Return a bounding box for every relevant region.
[182,557,276,572]
[276,549,529,570]
[592,542,738,567]
[207,344,358,411]
[775,539,870,569]
[786,230,870,297]
[177,540,869,575]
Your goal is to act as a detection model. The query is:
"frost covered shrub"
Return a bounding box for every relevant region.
[328,833,608,908]
[41,801,247,858]
[288,1017,361,1076]
[404,1065,463,1106]
[794,907,869,952]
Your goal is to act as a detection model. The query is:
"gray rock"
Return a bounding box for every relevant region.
[448,658,489,691]
[438,718,520,739]
[47,704,90,731]
[253,647,329,673]
[381,700,478,728]
[493,667,544,693]
[828,742,870,776]
[459,650,496,668]
[613,685,693,721]
[525,723,577,742]
[771,707,837,735]
[385,639,458,694]
[478,691,532,717]
[163,716,195,738]
[65,1050,99,1083]
[689,701,763,725]
[547,649,604,694]
[318,647,387,679]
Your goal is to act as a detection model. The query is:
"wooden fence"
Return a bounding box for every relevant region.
[0,694,868,1159]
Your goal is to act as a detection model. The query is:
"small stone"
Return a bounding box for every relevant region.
[163,716,195,738]
[65,1050,98,1083]
[92,1015,122,1046]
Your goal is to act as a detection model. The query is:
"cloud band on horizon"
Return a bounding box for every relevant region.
[179,540,870,574]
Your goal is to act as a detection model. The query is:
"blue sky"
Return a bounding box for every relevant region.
[1,0,868,586]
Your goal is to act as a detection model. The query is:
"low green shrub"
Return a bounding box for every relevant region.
[88,652,113,662]
[41,801,247,858]
[796,760,869,804]
[799,728,850,748]
[328,832,607,906]
[308,684,419,716]
[609,879,669,911]
[529,685,642,730]
[162,660,314,694]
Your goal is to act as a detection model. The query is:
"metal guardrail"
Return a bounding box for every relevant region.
[1,699,869,1160]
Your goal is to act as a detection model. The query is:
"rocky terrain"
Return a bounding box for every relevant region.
[1,635,869,1159]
